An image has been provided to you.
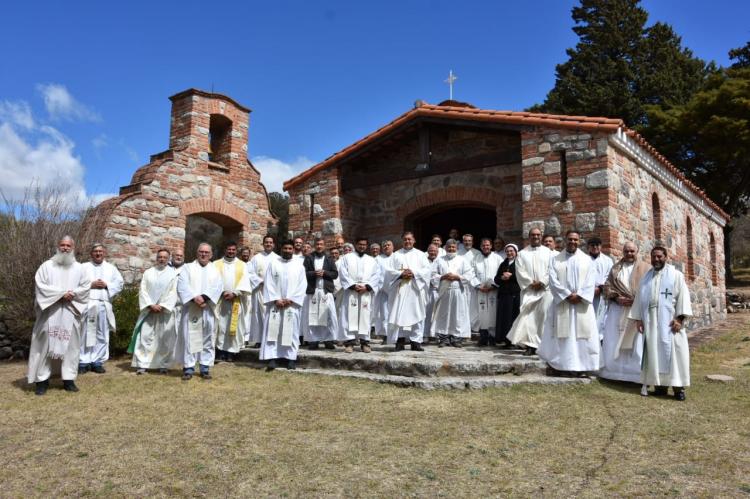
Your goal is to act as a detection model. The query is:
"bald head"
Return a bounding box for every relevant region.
[622,242,637,263]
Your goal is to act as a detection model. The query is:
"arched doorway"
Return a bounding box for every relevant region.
[185,212,243,261]
[405,203,497,251]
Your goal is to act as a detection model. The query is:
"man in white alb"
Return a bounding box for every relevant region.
[27,236,90,395]
[431,239,474,347]
[471,238,503,346]
[385,232,432,351]
[79,244,123,374]
[247,235,279,348]
[214,241,252,362]
[507,228,552,355]
[129,249,179,374]
[598,242,649,383]
[629,246,692,400]
[260,240,307,370]
[338,237,381,353]
[176,243,223,380]
[538,230,599,375]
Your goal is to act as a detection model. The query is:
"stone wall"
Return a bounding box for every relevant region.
[286,126,523,245]
[519,128,613,246]
[608,144,727,327]
[86,90,274,283]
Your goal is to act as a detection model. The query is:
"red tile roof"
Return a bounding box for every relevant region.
[282,102,727,220]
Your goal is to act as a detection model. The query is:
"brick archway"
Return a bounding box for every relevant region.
[180,198,250,227]
[395,186,499,221]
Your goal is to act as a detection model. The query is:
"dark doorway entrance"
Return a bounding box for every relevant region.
[406,204,497,251]
[185,213,243,262]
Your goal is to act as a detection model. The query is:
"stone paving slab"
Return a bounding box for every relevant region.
[236,343,548,378]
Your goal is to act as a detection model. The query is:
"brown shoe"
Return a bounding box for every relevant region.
[361,344,372,353]
[344,345,354,353]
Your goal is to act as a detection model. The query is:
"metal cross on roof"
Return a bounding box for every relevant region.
[444,70,457,100]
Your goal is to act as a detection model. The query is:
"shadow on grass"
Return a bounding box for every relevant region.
[595,377,644,395]
[113,360,185,378]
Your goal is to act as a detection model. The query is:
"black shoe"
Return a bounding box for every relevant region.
[287,360,296,370]
[324,341,335,350]
[523,347,535,356]
[253,343,261,348]
[92,365,106,374]
[159,368,168,374]
[451,339,463,348]
[200,372,212,380]
[395,338,406,352]
[226,353,235,363]
[653,386,669,397]
[478,331,489,347]
[308,342,319,350]
[35,380,49,396]
[78,364,89,374]
[410,341,424,351]
[674,388,686,401]
[63,380,79,392]
[182,372,193,381]
[266,360,277,371]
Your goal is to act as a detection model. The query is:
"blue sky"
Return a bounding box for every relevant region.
[1,1,747,200]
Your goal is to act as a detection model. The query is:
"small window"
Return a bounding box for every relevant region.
[208,114,232,164]
[652,193,662,242]
[686,216,695,281]
[709,232,718,285]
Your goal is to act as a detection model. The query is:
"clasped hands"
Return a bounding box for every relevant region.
[274,298,292,309]
[441,272,460,282]
[91,279,108,289]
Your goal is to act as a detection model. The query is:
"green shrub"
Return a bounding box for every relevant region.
[112,285,140,356]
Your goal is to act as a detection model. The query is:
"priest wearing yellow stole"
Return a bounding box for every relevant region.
[176,243,223,380]
[538,230,599,375]
[27,236,90,395]
[213,242,252,362]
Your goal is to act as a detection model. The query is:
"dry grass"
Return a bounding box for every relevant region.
[1,317,749,498]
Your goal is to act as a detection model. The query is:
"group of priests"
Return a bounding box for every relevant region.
[27,228,693,401]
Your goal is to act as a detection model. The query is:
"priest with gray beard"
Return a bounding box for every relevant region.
[27,236,91,395]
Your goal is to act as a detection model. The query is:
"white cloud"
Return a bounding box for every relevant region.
[251,155,315,193]
[36,83,101,122]
[92,133,108,150]
[0,100,34,129]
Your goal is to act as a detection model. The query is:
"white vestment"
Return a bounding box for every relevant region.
[260,257,306,360]
[301,254,339,342]
[213,258,252,353]
[333,259,344,307]
[130,266,178,369]
[470,252,503,334]
[538,249,599,372]
[423,259,440,338]
[175,261,223,369]
[385,248,432,343]
[507,245,552,348]
[431,254,474,338]
[79,261,124,366]
[598,262,643,383]
[374,253,395,336]
[247,251,279,344]
[337,252,381,341]
[629,264,692,387]
[591,253,614,337]
[27,259,90,383]
[458,246,481,263]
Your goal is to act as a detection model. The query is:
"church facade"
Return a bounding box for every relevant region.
[284,100,728,328]
[85,89,275,283]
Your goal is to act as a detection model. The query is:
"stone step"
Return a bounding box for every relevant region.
[237,362,591,390]
[235,343,548,378]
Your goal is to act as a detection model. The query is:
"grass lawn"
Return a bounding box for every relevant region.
[1,316,749,498]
